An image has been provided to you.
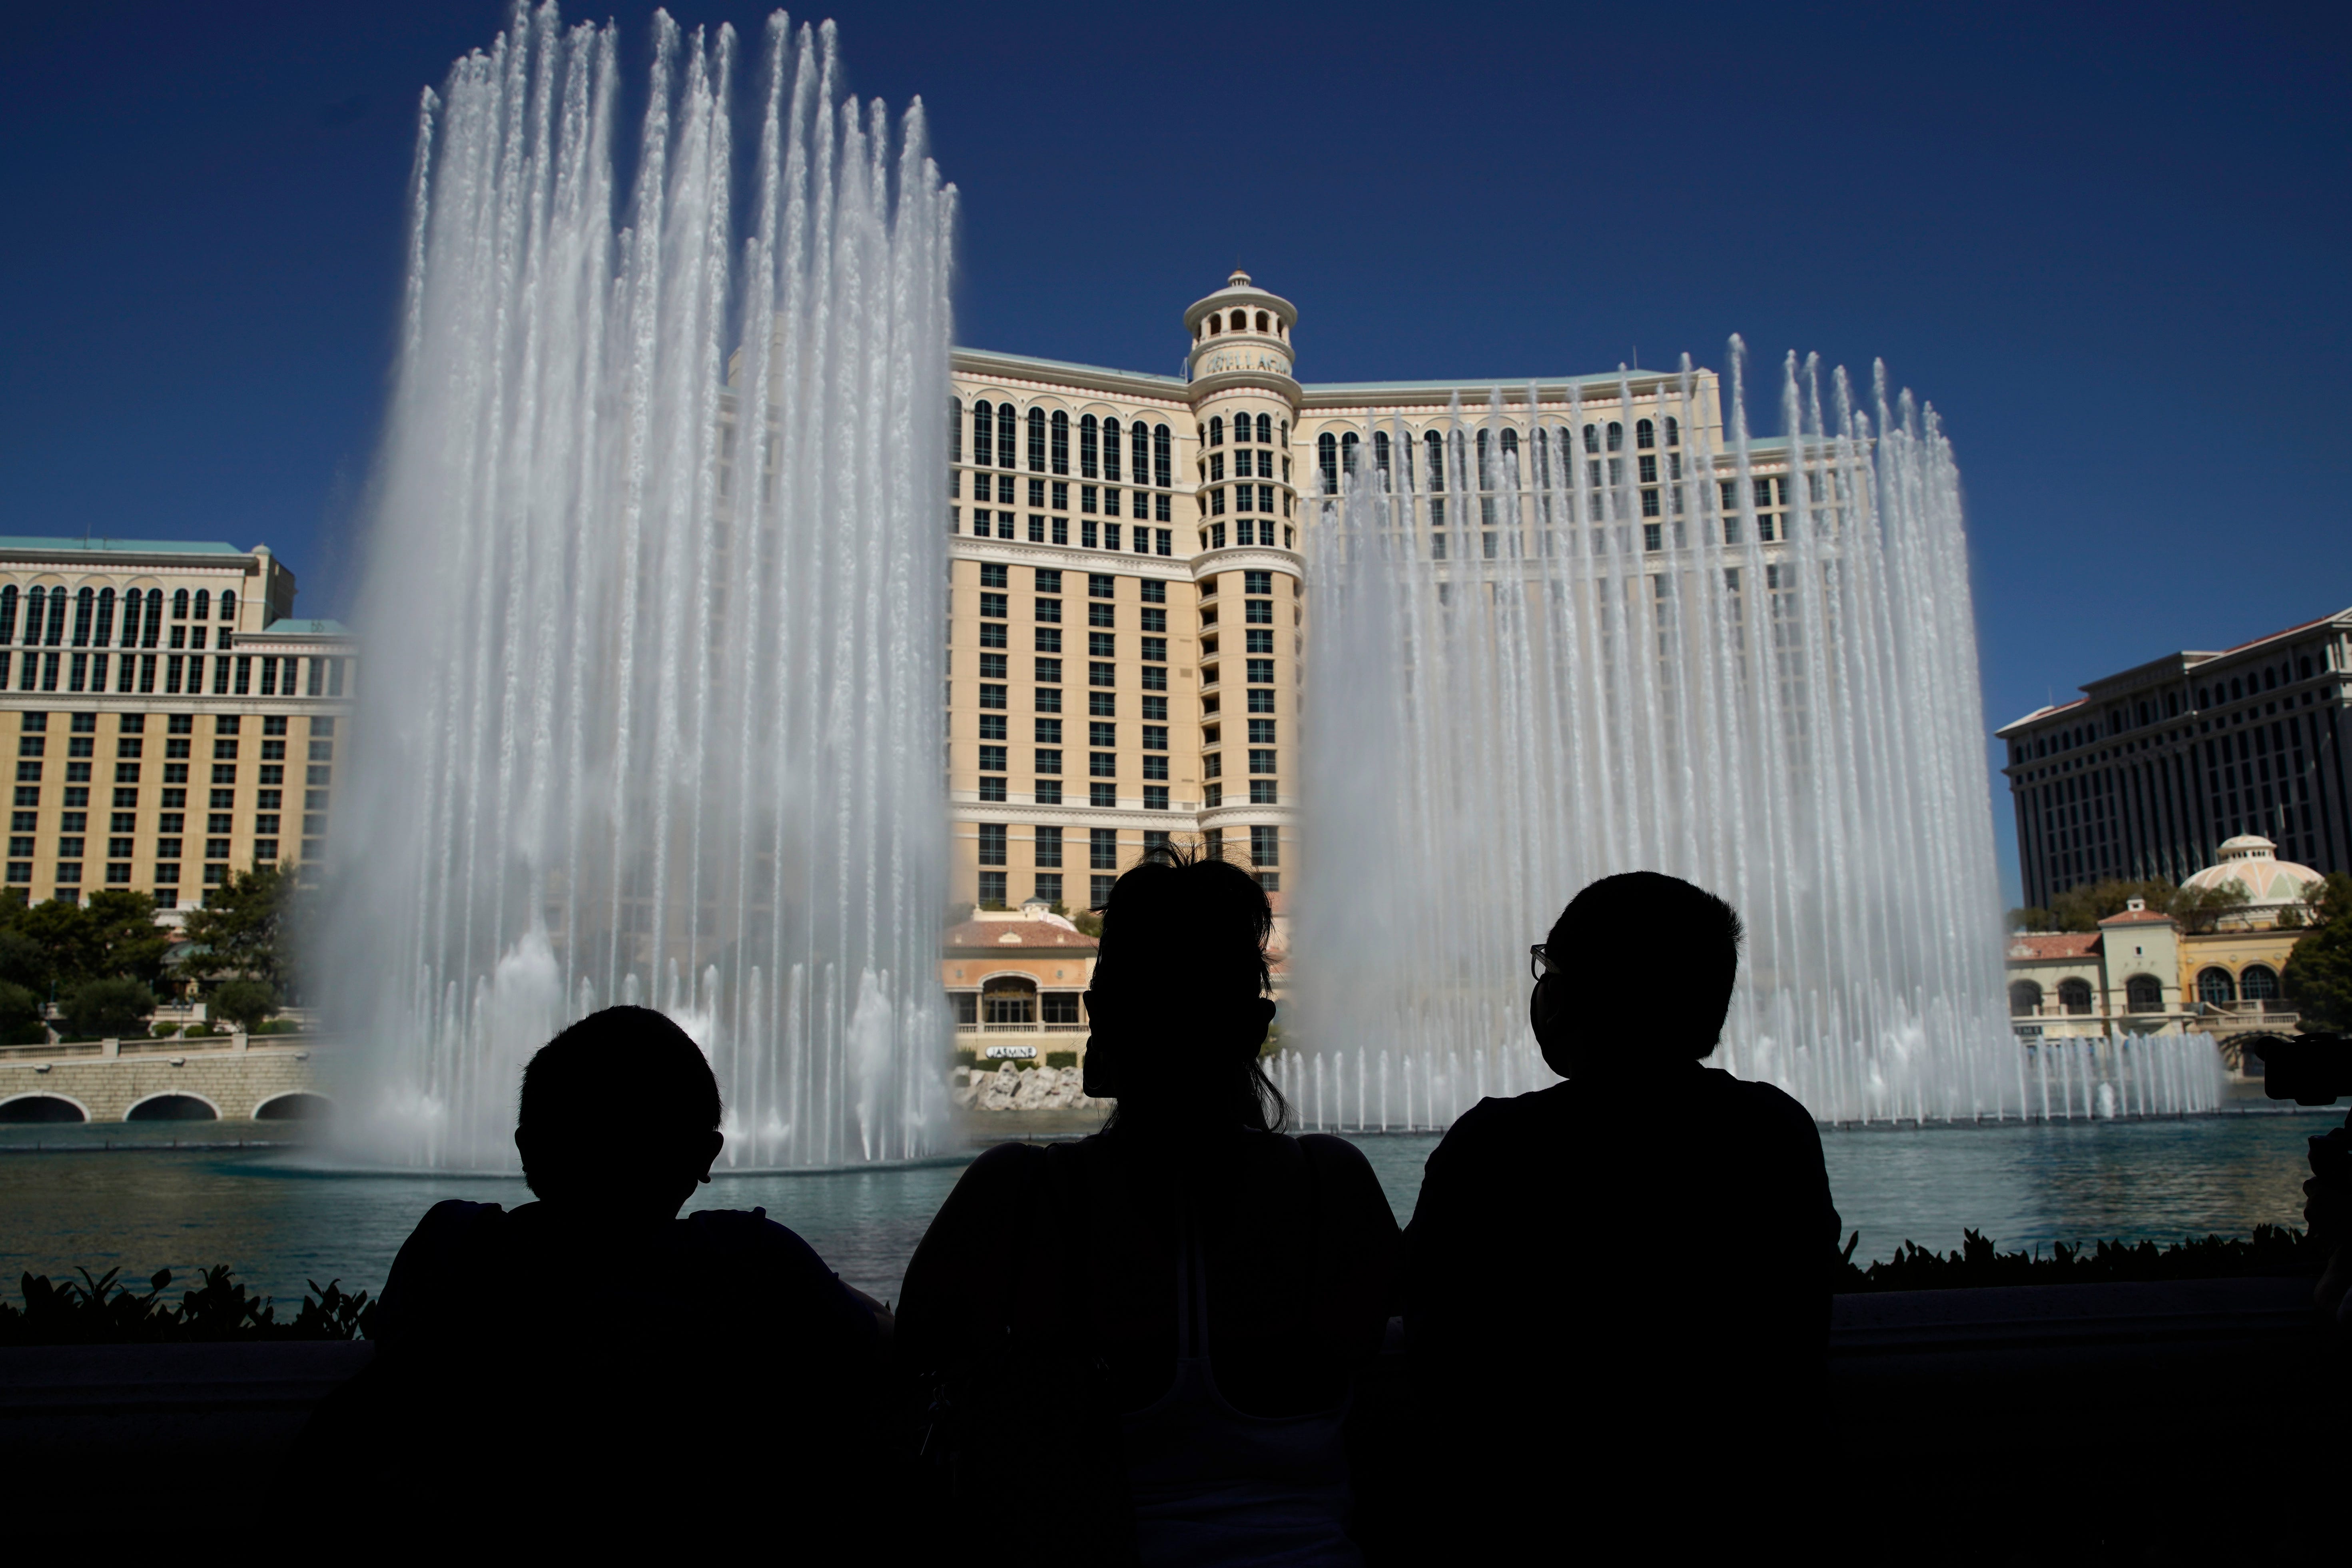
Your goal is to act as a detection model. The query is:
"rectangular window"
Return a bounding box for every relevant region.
[1091,873,1116,906]
[1247,719,1276,744]
[1082,521,1098,549]
[1082,485,1098,513]
[1103,489,1120,517]
[978,871,1007,906]
[1035,825,1063,868]
[1088,601,1115,628]
[1247,659,1275,684]
[1034,872,1063,905]
[979,684,1007,709]
[1089,662,1116,688]
[1245,600,1273,624]
[1027,515,1045,543]
[1088,722,1116,748]
[1251,825,1281,866]
[1142,756,1167,781]
[1245,630,1273,654]
[979,654,1008,680]
[1089,633,1115,658]
[978,745,1007,772]
[979,592,1007,619]
[1035,627,1061,653]
[1035,597,1061,623]
[1035,658,1062,684]
[1090,828,1119,870]
[1249,779,1278,804]
[1089,781,1115,807]
[978,823,1007,865]
[1143,785,1169,810]
[1051,481,1068,511]
[1141,725,1168,751]
[1089,752,1116,778]
[1028,479,1045,507]
[1035,684,1062,713]
[1203,784,1223,808]
[1249,749,1277,774]
[1034,749,1062,774]
[1203,752,1221,778]
[1141,637,1167,662]
[978,714,1007,741]
[1105,525,1122,550]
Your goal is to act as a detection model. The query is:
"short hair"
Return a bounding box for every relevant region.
[519,1007,719,1194]
[1548,873,1743,1058]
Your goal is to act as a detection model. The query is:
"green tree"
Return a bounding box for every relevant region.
[83,890,172,988]
[2302,871,2352,928]
[176,866,298,993]
[2283,918,2352,1032]
[209,979,279,1033]
[2006,906,2055,933]
[0,981,46,1045]
[2049,877,2177,933]
[2170,879,2251,934]
[58,978,156,1041]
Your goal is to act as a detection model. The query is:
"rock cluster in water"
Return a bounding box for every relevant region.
[952,1063,1100,1113]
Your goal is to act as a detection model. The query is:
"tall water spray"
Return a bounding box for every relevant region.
[1290,346,2221,1127]
[323,7,955,1169]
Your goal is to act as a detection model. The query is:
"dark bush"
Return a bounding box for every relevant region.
[0,980,45,1045]
[1044,1050,1079,1069]
[1834,1223,2324,1292]
[0,1265,375,1344]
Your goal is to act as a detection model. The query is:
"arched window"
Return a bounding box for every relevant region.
[1255,413,1271,444]
[1341,431,1360,475]
[2229,677,2243,700]
[971,401,993,468]
[1665,416,1681,447]
[1050,410,1070,475]
[2240,964,2279,1001]
[1374,430,1392,489]
[0,587,14,646]
[948,398,963,464]
[1153,425,1171,489]
[1636,418,1656,449]
[44,587,65,645]
[997,406,1018,468]
[194,589,212,622]
[1500,428,1520,480]
[1255,311,1269,333]
[1209,416,1225,447]
[1027,408,1047,473]
[2057,977,2094,1015]
[1583,423,1600,454]
[1079,415,1099,478]
[2262,666,2276,690]
[1476,429,1492,490]
[2008,980,2043,1017]
[981,975,1039,1025]
[21,587,43,646]
[172,588,190,622]
[1606,421,1624,452]
[1229,309,1247,332]
[2196,967,2236,1006]
[2125,974,2164,1013]
[1317,431,1338,494]
[93,589,114,648]
[1424,430,1445,489]
[1280,421,1289,448]
[219,589,235,627]
[1103,417,1122,483]
[118,590,140,647]
[1207,315,1221,335]
[142,590,163,647]
[2196,686,2210,708]
[70,588,93,648]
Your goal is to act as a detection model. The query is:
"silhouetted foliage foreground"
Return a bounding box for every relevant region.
[0,1266,375,1345]
[1834,1223,2325,1292]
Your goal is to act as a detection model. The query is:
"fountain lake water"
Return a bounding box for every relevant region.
[1285,348,2224,1127]
[322,7,955,1170]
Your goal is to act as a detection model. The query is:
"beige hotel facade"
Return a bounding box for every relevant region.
[944,271,1797,918]
[0,537,356,912]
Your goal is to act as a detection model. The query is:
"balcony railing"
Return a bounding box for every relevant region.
[956,1021,1088,1034]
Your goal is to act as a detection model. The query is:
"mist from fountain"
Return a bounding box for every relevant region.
[1288,345,2224,1127]
[321,6,955,1170]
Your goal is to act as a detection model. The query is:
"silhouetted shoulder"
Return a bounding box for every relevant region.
[1703,1068,1823,1138]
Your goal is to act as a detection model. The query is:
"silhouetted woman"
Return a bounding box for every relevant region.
[899,848,1398,1565]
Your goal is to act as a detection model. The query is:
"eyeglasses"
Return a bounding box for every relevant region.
[1529,944,1561,984]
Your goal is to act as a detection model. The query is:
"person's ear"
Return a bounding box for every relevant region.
[697,1128,723,1185]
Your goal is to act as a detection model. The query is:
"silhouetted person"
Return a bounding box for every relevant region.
[1403,872,1840,1554]
[304,1006,887,1542]
[898,849,1399,1565]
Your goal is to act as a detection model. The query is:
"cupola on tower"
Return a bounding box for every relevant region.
[1184,271,1301,556]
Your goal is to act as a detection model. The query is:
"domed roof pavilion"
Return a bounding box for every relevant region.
[2181,835,2320,917]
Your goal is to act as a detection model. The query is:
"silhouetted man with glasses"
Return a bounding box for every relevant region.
[1403,872,1839,1553]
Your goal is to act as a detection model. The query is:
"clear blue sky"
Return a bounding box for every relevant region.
[3,1,2346,904]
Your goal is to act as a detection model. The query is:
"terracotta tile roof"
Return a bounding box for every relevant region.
[943,919,1098,954]
[2006,933,2101,961]
[2098,907,2176,926]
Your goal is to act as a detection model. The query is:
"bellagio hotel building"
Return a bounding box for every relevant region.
[0,537,355,912]
[946,271,1749,915]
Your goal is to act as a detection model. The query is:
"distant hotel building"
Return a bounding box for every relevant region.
[0,537,356,909]
[943,271,1813,914]
[1996,608,2352,912]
